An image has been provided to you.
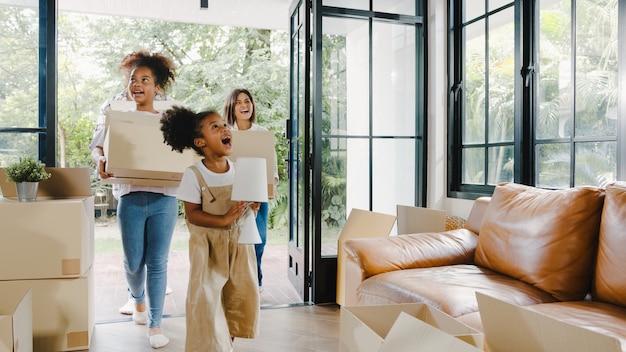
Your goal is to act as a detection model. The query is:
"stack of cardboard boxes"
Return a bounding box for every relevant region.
[0,168,95,351]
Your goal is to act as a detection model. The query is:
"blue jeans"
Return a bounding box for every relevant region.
[254,202,268,286]
[117,192,178,328]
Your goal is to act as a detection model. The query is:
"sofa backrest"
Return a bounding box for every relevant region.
[474,182,605,302]
[463,197,491,234]
[593,181,626,307]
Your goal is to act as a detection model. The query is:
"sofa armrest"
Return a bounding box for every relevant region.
[343,229,479,279]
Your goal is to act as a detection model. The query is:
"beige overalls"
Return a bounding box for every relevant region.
[185,166,259,352]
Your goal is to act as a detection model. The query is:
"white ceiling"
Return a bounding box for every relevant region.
[2,0,292,31]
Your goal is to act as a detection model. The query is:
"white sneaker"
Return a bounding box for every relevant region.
[133,309,148,325]
[165,286,173,295]
[119,299,134,315]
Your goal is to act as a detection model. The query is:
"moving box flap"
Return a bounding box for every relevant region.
[0,167,92,198]
[379,312,482,352]
[476,292,622,352]
[396,205,446,235]
[109,100,181,111]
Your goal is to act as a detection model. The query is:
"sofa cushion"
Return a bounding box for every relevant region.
[356,264,557,317]
[474,182,605,301]
[593,181,626,307]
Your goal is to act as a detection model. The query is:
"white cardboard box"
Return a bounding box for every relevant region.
[0,269,94,352]
[103,110,198,186]
[339,303,483,352]
[229,130,277,198]
[0,288,32,352]
[0,168,94,280]
[477,292,622,352]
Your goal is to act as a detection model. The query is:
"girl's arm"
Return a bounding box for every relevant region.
[184,200,247,227]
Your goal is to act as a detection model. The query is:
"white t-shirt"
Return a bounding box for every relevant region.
[177,159,235,204]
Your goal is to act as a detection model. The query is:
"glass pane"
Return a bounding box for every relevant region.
[463,20,486,144]
[537,0,572,139]
[0,4,39,129]
[536,143,570,188]
[465,1,485,23]
[323,0,368,11]
[489,0,513,11]
[321,137,370,256]
[574,0,618,138]
[0,133,38,167]
[487,6,514,143]
[575,142,616,187]
[373,0,416,16]
[372,22,415,136]
[372,138,415,214]
[462,147,485,184]
[322,17,369,136]
[487,145,513,185]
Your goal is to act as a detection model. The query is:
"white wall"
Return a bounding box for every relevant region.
[426,0,475,219]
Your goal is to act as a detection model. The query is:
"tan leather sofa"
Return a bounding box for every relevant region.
[343,182,626,349]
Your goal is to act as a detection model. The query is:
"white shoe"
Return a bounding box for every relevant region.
[149,333,169,349]
[133,309,148,325]
[165,286,173,295]
[119,299,134,315]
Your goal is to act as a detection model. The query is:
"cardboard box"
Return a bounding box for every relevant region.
[0,269,94,352]
[108,100,180,112]
[103,110,198,186]
[229,130,277,198]
[339,303,483,352]
[396,205,446,235]
[336,209,397,306]
[0,288,32,352]
[477,292,622,352]
[0,168,94,280]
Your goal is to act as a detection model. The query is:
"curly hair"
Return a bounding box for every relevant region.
[131,52,176,92]
[223,88,257,126]
[160,106,219,157]
[118,50,151,74]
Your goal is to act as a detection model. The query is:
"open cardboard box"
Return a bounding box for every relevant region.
[0,288,32,352]
[0,168,94,280]
[103,110,199,186]
[340,303,483,352]
[477,292,622,352]
[336,208,397,306]
[229,130,277,199]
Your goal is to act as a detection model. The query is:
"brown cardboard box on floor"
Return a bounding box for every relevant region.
[339,303,483,352]
[0,268,94,352]
[0,288,32,352]
[0,168,94,280]
[477,292,622,352]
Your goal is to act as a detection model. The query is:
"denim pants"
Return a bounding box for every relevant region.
[117,191,178,328]
[254,202,268,286]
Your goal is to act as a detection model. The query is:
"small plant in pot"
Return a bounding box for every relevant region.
[5,156,51,202]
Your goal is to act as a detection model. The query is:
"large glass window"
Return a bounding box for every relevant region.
[0,1,41,166]
[449,0,621,198]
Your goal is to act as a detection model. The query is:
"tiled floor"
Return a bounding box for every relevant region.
[93,219,303,324]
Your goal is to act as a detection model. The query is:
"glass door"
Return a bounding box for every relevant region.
[287,0,311,302]
[289,0,425,303]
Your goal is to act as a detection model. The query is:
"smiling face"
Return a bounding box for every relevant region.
[194,112,232,158]
[128,66,159,110]
[234,92,254,126]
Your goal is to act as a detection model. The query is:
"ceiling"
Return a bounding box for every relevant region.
[2,0,293,31]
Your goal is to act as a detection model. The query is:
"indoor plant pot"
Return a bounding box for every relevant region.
[5,156,51,202]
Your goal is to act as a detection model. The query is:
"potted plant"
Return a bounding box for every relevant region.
[5,156,51,202]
